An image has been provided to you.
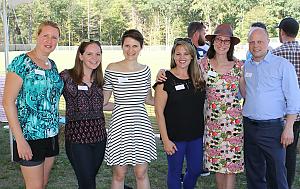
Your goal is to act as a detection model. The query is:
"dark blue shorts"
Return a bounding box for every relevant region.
[13,135,59,166]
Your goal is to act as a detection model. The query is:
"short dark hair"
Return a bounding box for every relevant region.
[121,29,144,47]
[277,17,299,38]
[251,22,267,30]
[187,22,206,38]
[206,36,235,61]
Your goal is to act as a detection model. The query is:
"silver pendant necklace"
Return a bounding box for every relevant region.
[33,49,49,67]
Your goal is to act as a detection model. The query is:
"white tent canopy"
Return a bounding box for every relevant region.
[1,0,33,67]
[8,0,32,8]
[1,0,33,162]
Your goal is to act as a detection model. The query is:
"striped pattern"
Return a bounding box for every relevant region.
[103,66,157,166]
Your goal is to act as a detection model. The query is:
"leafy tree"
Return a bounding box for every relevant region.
[4,0,300,45]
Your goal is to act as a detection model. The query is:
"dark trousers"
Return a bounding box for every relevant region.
[286,121,300,189]
[243,117,288,189]
[65,140,106,189]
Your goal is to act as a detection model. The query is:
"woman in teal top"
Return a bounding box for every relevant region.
[3,21,63,189]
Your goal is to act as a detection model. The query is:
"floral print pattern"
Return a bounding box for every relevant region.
[201,58,244,174]
[7,53,63,140]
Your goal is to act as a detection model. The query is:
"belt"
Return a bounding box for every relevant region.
[244,117,283,123]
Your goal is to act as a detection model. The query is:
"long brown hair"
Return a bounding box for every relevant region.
[170,40,205,90]
[69,40,104,87]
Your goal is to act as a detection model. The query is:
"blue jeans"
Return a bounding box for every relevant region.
[167,137,203,189]
[65,140,106,189]
[243,117,288,189]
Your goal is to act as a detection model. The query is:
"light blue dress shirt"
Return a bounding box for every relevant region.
[243,51,300,120]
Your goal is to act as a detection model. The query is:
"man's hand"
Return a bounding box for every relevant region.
[281,125,294,148]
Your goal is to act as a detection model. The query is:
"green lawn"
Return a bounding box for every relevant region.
[1,123,300,189]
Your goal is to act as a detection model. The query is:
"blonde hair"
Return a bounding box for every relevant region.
[170,41,205,89]
[37,21,60,37]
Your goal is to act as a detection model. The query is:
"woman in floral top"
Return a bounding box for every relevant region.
[199,24,245,189]
[3,21,63,189]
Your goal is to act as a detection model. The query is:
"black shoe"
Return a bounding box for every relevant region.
[124,184,133,189]
[180,173,184,183]
[200,168,210,177]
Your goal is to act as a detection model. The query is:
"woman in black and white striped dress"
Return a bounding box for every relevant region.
[103,29,157,189]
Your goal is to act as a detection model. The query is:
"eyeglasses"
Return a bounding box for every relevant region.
[214,37,231,45]
[174,38,193,45]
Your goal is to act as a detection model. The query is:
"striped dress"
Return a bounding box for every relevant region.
[103,65,157,166]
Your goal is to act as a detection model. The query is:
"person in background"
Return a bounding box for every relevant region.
[243,27,300,189]
[188,21,210,60]
[271,17,300,189]
[154,39,206,189]
[3,21,64,189]
[200,24,245,189]
[103,29,157,189]
[60,40,113,189]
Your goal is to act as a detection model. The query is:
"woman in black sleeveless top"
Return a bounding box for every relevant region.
[154,39,206,189]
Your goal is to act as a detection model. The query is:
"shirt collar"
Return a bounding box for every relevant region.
[283,40,299,45]
[250,50,272,65]
[263,51,273,64]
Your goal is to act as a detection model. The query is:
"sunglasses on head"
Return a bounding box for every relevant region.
[173,38,193,45]
[81,39,101,43]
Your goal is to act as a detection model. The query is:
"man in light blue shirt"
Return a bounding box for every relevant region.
[242,27,300,189]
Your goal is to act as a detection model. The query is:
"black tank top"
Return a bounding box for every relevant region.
[163,71,206,141]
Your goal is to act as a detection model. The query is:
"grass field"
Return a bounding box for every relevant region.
[1,124,300,189]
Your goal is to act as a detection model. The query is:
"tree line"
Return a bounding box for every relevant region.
[1,0,300,46]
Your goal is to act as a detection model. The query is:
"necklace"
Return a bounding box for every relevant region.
[32,49,49,66]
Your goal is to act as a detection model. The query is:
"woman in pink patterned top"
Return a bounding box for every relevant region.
[199,24,245,189]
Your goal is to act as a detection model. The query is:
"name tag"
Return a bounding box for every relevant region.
[208,70,217,77]
[78,85,88,91]
[198,51,204,57]
[34,69,45,76]
[46,129,55,137]
[118,77,128,83]
[175,84,185,91]
[245,72,252,78]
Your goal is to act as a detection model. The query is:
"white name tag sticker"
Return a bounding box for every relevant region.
[118,77,128,83]
[175,84,185,91]
[46,128,55,137]
[245,72,253,78]
[208,70,217,77]
[78,85,88,91]
[34,69,45,76]
[199,51,204,56]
